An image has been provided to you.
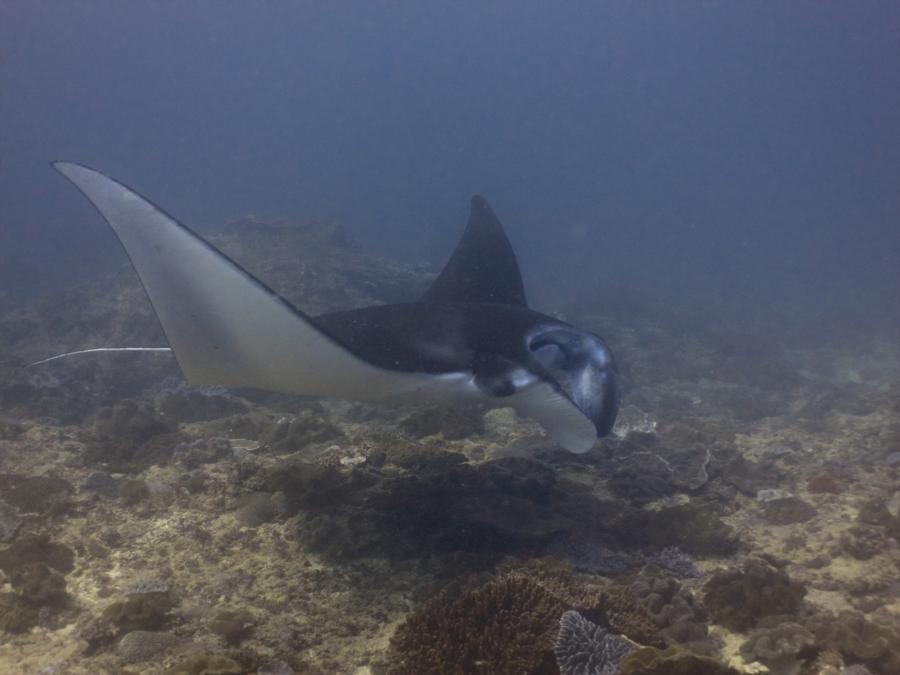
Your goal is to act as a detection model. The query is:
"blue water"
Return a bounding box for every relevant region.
[1,3,898,324]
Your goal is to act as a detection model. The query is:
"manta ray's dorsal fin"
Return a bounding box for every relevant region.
[420,195,528,307]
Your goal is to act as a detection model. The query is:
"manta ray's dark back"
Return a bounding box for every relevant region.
[420,195,528,307]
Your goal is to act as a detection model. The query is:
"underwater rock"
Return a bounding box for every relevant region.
[0,591,39,633]
[757,489,795,502]
[384,443,468,474]
[257,660,294,675]
[162,652,243,675]
[84,399,184,472]
[388,573,566,675]
[117,630,183,664]
[702,558,806,632]
[806,611,900,675]
[722,455,783,497]
[0,498,21,542]
[173,437,232,468]
[0,533,75,574]
[856,498,900,541]
[399,404,485,440]
[124,577,170,596]
[762,496,818,525]
[839,524,887,560]
[0,418,24,439]
[101,591,176,634]
[609,453,675,505]
[156,382,248,423]
[79,471,119,498]
[645,547,703,580]
[234,491,288,527]
[483,457,557,505]
[0,473,73,515]
[120,478,150,505]
[807,472,842,495]
[94,398,171,443]
[617,504,738,556]
[554,610,635,675]
[208,607,255,644]
[740,620,816,675]
[546,534,643,577]
[9,562,68,608]
[259,410,344,452]
[619,645,740,675]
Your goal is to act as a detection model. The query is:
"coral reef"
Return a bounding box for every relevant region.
[0,498,21,542]
[644,547,702,580]
[806,611,900,675]
[259,410,344,452]
[398,404,485,440]
[762,496,818,525]
[617,504,738,556]
[740,620,816,674]
[0,473,73,515]
[619,646,740,675]
[0,213,898,673]
[629,573,709,648]
[388,574,565,674]
[702,558,806,631]
[554,610,635,675]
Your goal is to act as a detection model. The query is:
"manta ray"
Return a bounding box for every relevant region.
[50,162,619,452]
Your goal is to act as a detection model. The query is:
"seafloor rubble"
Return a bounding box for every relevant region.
[0,218,897,674]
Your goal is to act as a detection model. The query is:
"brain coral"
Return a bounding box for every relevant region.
[388,573,565,675]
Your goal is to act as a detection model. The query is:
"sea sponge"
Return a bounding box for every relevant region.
[554,610,634,675]
[388,573,566,675]
[702,558,806,632]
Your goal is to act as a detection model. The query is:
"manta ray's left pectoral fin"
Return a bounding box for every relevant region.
[52,161,420,401]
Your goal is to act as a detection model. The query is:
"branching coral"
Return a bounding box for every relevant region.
[388,574,565,675]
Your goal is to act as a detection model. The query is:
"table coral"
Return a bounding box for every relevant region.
[554,610,634,675]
